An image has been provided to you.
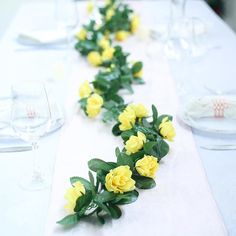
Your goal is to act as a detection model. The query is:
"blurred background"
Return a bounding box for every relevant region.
[0,0,235,38]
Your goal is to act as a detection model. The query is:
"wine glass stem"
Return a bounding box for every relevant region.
[31,142,42,181]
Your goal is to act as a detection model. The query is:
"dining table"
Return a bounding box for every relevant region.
[0,0,236,235]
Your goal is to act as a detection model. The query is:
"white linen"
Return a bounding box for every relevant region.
[1,1,236,235]
[17,29,67,45]
[184,96,236,119]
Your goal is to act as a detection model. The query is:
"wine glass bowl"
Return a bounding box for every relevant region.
[11,81,51,190]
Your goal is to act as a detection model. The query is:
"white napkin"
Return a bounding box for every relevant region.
[185,96,236,119]
[17,29,68,45]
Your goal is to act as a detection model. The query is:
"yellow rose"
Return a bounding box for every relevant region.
[131,15,140,33]
[86,93,104,118]
[106,8,115,21]
[105,166,135,193]
[133,69,143,78]
[102,47,115,61]
[105,0,112,5]
[135,155,159,179]
[125,131,146,154]
[79,80,92,98]
[118,107,136,131]
[75,28,87,41]
[115,31,129,41]
[127,103,148,118]
[104,30,110,39]
[98,37,110,49]
[87,51,102,67]
[64,181,85,213]
[159,117,176,141]
[86,1,94,14]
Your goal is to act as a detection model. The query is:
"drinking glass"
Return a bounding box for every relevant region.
[11,81,51,190]
[55,0,78,51]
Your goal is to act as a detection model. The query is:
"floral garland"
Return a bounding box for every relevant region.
[57,0,175,227]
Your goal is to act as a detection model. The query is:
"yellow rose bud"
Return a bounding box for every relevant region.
[104,30,110,39]
[106,8,115,21]
[79,80,92,98]
[87,51,102,67]
[98,37,110,49]
[101,47,115,61]
[115,31,129,41]
[86,1,94,14]
[135,155,159,179]
[125,131,146,154]
[105,166,135,193]
[105,0,112,5]
[131,15,140,33]
[86,93,104,118]
[159,117,176,141]
[118,106,136,131]
[127,103,148,118]
[133,69,143,78]
[75,28,87,41]
[64,181,85,213]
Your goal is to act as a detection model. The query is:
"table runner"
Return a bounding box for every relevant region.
[45,1,227,235]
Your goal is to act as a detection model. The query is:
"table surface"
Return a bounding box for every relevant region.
[0,1,236,235]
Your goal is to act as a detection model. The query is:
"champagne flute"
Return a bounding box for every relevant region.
[11,81,51,191]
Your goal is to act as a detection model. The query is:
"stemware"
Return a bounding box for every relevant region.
[55,0,78,52]
[11,81,51,190]
[165,0,207,59]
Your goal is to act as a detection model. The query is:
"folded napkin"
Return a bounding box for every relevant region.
[17,29,68,45]
[184,96,236,119]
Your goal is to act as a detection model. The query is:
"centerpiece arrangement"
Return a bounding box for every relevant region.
[57,0,175,227]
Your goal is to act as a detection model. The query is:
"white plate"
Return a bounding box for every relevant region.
[179,111,236,134]
[179,95,236,134]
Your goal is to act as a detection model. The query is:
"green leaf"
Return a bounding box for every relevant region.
[132,61,143,74]
[88,159,115,173]
[112,190,139,205]
[74,191,93,213]
[70,177,93,191]
[115,147,121,158]
[96,208,105,224]
[79,98,87,110]
[156,138,169,160]
[121,129,136,141]
[102,110,116,123]
[122,82,133,93]
[143,141,158,156]
[112,123,122,136]
[95,191,116,203]
[107,204,122,219]
[130,150,145,162]
[158,115,173,122]
[152,105,158,123]
[57,214,78,226]
[134,125,157,136]
[133,175,156,189]
[117,152,134,169]
[88,171,95,187]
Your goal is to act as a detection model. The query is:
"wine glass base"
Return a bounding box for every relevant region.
[19,171,50,191]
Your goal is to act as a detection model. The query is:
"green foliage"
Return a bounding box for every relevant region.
[58,0,174,229]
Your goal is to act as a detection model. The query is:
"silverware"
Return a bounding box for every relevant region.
[0,146,32,153]
[200,144,236,151]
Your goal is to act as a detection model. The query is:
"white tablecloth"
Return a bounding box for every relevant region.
[0,0,236,235]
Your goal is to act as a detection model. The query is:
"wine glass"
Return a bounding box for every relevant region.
[11,81,51,191]
[165,0,207,59]
[55,0,78,53]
